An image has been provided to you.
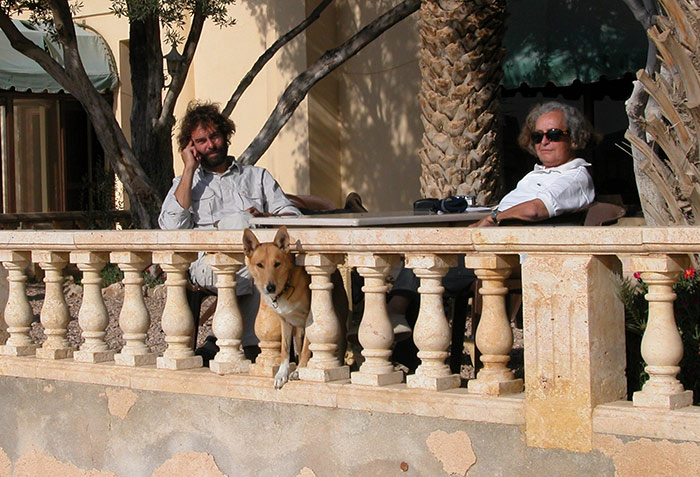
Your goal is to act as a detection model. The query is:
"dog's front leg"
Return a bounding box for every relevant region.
[274,320,294,389]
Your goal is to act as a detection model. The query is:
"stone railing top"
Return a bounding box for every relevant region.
[0,226,696,254]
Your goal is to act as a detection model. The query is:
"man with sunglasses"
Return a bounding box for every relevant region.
[386,102,597,350]
[472,101,596,226]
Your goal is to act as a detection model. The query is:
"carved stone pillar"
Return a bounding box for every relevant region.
[153,251,202,370]
[33,251,72,360]
[248,301,282,377]
[297,253,349,383]
[466,254,523,395]
[631,254,693,409]
[71,252,114,363]
[405,254,460,391]
[0,251,36,356]
[206,253,250,374]
[348,254,403,386]
[111,252,157,366]
[522,254,625,452]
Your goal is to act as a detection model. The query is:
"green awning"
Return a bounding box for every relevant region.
[0,20,117,93]
[502,0,648,89]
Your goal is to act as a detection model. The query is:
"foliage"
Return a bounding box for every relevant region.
[617,269,700,404]
[110,0,235,47]
[100,263,124,287]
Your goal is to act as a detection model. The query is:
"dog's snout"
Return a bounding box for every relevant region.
[266,283,276,294]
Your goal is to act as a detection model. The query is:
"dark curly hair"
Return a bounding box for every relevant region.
[177,101,236,151]
[517,101,600,157]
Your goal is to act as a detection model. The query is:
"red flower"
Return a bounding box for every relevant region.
[684,268,696,279]
[633,272,641,280]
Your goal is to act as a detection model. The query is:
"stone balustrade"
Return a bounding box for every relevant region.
[0,227,698,452]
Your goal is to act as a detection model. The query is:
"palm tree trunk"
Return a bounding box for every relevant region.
[418,0,506,205]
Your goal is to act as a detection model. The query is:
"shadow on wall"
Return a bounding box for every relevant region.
[246,1,423,212]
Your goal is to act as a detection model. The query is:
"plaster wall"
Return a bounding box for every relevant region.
[0,376,619,477]
[336,1,422,212]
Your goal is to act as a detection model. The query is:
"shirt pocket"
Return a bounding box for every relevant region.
[239,189,265,211]
[192,190,217,225]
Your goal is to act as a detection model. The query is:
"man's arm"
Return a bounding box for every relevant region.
[173,140,200,210]
[250,169,301,217]
[471,199,549,227]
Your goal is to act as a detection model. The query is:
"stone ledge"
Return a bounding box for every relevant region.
[0,355,524,426]
[593,401,700,442]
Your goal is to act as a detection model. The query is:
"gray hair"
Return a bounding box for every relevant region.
[517,101,597,156]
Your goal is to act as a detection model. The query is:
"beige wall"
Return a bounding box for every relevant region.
[337,1,422,212]
[74,0,424,210]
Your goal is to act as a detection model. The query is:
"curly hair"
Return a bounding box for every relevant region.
[517,101,599,157]
[177,101,236,151]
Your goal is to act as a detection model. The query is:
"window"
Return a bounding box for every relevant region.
[0,91,109,214]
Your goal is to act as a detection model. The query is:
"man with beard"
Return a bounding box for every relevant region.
[159,101,300,357]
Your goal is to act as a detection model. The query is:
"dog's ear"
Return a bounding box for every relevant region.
[273,226,290,252]
[242,228,260,257]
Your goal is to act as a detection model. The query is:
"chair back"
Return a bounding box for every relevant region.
[583,201,627,226]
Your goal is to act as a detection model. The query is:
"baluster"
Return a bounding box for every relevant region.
[0,252,36,356]
[466,254,523,395]
[33,251,72,360]
[71,252,114,363]
[153,251,202,370]
[405,254,460,391]
[631,254,693,409]
[206,253,250,374]
[348,254,403,386]
[248,296,282,378]
[297,253,350,383]
[111,252,157,366]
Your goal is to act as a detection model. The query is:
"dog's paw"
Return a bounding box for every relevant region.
[274,373,289,389]
[274,363,290,389]
[289,369,300,381]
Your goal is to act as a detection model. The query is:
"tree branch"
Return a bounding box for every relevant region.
[0,9,71,87]
[238,0,420,165]
[160,4,206,127]
[222,0,333,118]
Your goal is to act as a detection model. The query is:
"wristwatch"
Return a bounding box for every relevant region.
[491,208,500,225]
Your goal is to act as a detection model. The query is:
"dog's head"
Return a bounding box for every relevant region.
[243,226,295,297]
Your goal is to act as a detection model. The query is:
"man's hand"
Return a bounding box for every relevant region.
[181,139,201,172]
[469,215,497,227]
[245,207,296,218]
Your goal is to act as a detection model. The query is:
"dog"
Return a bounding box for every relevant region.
[243,226,347,389]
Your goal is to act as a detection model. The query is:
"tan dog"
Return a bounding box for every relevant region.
[243,226,347,389]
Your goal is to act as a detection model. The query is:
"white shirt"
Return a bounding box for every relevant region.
[159,159,300,230]
[497,158,594,217]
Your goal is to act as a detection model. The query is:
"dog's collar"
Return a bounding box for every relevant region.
[270,280,294,308]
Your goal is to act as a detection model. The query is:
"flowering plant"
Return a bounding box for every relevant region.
[617,269,700,404]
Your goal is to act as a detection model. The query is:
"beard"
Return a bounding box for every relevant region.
[200,145,228,170]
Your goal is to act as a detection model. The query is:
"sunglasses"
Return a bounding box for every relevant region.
[531,128,570,144]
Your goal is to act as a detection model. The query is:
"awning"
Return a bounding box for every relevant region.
[0,20,117,93]
[502,0,648,89]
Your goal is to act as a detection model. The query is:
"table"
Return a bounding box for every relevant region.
[249,208,491,227]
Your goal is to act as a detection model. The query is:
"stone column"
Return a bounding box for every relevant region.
[297,253,350,383]
[466,254,523,395]
[206,253,250,375]
[631,254,693,409]
[153,251,202,370]
[33,251,72,360]
[348,254,403,386]
[0,251,37,356]
[522,254,626,452]
[111,252,157,366]
[248,302,282,377]
[71,252,114,363]
[405,253,460,391]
